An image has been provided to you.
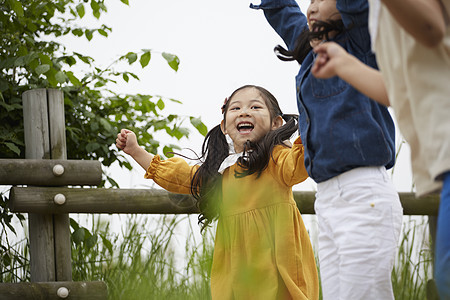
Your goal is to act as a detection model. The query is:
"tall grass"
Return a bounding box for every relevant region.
[392,216,435,300]
[1,212,436,300]
[0,190,29,283]
[69,214,214,300]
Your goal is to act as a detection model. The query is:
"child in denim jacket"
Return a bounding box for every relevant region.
[311,0,450,298]
[250,0,403,299]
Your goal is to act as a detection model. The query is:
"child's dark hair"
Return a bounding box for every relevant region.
[275,19,344,64]
[190,85,299,231]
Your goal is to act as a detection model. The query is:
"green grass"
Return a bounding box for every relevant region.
[69,214,214,300]
[392,216,436,300]
[1,214,436,300]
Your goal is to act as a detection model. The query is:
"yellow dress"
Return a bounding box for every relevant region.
[145,137,319,300]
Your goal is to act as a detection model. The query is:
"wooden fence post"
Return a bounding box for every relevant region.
[427,215,439,300]
[22,88,72,282]
[47,89,72,281]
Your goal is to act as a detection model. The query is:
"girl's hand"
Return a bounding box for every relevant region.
[311,42,349,79]
[116,129,139,156]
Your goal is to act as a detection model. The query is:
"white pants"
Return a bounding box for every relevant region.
[315,166,403,300]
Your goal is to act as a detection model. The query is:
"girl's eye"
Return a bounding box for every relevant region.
[230,107,240,111]
[251,106,262,109]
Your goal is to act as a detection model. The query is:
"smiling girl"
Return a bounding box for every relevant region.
[116,85,319,300]
[250,0,403,299]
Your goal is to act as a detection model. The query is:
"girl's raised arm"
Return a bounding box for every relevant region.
[380,0,447,47]
[116,129,154,171]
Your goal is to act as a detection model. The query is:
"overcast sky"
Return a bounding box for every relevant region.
[62,0,414,192]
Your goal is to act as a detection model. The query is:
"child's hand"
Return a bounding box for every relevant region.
[116,129,154,170]
[116,129,139,156]
[311,42,348,79]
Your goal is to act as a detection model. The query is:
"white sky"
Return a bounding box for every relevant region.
[61,0,414,192]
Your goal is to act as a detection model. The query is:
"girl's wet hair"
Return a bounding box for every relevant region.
[275,19,345,64]
[190,85,299,231]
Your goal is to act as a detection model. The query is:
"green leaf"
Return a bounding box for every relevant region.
[140,51,151,68]
[72,228,85,245]
[27,22,38,33]
[93,9,100,19]
[156,99,165,110]
[65,56,77,66]
[0,100,19,112]
[5,143,20,156]
[74,52,93,64]
[85,234,98,249]
[86,142,101,152]
[169,98,183,104]
[70,218,80,231]
[120,0,129,5]
[98,29,108,37]
[13,56,26,67]
[17,46,28,56]
[90,121,99,131]
[66,71,81,86]
[76,3,85,18]
[107,176,119,188]
[169,127,190,140]
[162,53,180,71]
[85,30,93,41]
[99,118,113,132]
[99,3,108,12]
[24,36,35,45]
[38,53,52,65]
[35,64,50,75]
[163,146,173,157]
[190,117,208,136]
[72,28,83,37]
[91,1,100,19]
[9,0,24,17]
[28,59,39,70]
[44,67,58,87]
[55,71,67,84]
[2,253,11,266]
[100,234,113,254]
[126,52,137,64]
[123,73,129,82]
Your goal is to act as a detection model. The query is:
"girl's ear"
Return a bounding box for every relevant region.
[220,120,226,134]
[271,115,283,130]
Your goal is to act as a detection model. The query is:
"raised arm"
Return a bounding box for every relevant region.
[250,0,308,51]
[311,42,390,106]
[271,136,309,187]
[116,129,154,171]
[380,0,447,47]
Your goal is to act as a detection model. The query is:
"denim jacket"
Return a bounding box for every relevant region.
[251,0,395,183]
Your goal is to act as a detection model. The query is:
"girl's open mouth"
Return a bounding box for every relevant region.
[237,122,254,134]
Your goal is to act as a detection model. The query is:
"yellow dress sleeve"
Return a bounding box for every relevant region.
[270,136,308,187]
[144,155,200,194]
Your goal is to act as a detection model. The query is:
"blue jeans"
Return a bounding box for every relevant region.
[436,171,450,300]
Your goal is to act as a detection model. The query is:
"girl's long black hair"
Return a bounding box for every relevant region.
[274,19,345,64]
[190,85,299,231]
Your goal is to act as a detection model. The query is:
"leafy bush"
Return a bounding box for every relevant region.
[0,0,207,180]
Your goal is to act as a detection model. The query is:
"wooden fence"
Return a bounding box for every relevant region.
[0,89,440,299]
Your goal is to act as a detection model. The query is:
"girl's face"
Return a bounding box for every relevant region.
[307,0,340,31]
[221,87,282,153]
